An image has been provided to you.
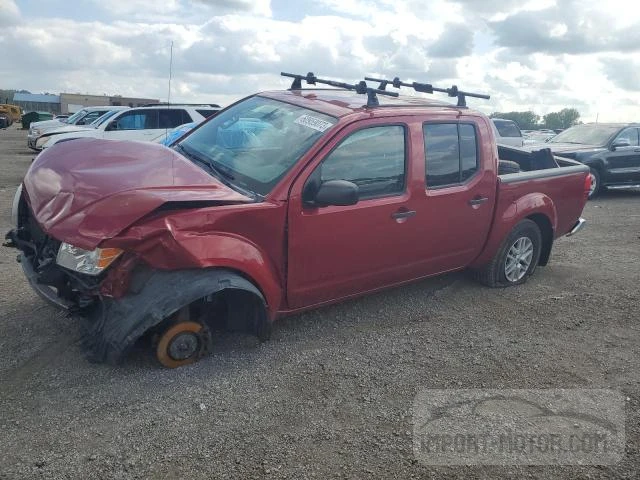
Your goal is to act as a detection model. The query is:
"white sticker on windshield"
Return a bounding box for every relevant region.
[294,114,334,132]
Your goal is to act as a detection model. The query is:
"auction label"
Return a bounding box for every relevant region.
[294,114,333,132]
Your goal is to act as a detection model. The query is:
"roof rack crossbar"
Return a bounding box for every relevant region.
[140,103,221,107]
[365,76,490,108]
[281,71,398,107]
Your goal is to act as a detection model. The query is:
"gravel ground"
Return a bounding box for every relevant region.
[0,124,638,479]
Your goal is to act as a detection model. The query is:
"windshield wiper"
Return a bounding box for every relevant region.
[174,144,262,200]
[176,144,235,181]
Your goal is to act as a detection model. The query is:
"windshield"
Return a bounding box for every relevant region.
[177,96,336,196]
[493,120,521,138]
[91,109,120,127]
[66,109,87,124]
[549,125,619,146]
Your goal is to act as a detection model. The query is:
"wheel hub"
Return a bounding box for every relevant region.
[504,236,534,282]
[168,332,200,361]
[156,321,212,368]
[589,172,597,195]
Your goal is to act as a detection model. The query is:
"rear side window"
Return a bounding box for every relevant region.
[320,125,406,199]
[493,120,522,138]
[196,109,219,118]
[424,123,479,188]
[159,109,191,128]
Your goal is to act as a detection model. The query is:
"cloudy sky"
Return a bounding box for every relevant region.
[1,0,639,122]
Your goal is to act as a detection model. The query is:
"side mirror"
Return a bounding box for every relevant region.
[105,121,117,131]
[307,180,359,207]
[611,139,631,150]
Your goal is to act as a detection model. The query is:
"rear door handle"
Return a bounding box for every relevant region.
[468,197,489,206]
[391,209,416,220]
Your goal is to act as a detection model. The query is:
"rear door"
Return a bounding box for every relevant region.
[413,119,497,271]
[605,127,640,183]
[286,119,424,309]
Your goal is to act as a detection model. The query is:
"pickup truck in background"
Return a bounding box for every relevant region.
[529,123,640,198]
[4,74,591,367]
[491,118,524,147]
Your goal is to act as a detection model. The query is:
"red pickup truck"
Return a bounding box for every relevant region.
[5,75,590,367]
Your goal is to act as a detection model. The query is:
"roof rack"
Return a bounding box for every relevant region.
[364,76,489,108]
[140,103,221,108]
[281,71,398,107]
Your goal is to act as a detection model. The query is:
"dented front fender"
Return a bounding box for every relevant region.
[82,268,268,364]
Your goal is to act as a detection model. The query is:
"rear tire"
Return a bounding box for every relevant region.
[588,167,602,199]
[474,219,542,288]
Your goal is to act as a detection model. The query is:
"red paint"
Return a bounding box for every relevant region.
[21,90,588,320]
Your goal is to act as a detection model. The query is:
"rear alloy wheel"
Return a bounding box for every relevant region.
[474,219,542,287]
[504,237,534,282]
[588,168,602,199]
[156,321,211,368]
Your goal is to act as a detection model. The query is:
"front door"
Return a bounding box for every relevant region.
[286,121,423,309]
[105,110,161,141]
[605,127,640,183]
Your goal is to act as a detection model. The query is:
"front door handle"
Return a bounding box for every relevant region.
[391,209,416,220]
[468,197,489,206]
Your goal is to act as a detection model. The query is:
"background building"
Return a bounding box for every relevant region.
[12,93,60,114]
[13,92,159,114]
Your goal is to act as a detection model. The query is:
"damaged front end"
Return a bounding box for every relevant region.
[5,187,271,366]
[4,190,103,311]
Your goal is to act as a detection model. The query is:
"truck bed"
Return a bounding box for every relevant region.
[498,144,588,178]
[496,145,589,238]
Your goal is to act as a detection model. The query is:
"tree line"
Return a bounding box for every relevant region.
[489,108,581,130]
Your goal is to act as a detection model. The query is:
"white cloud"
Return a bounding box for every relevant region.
[0,0,19,27]
[0,0,638,122]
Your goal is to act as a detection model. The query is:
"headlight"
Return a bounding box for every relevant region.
[56,243,123,276]
[37,136,52,149]
[31,128,41,136]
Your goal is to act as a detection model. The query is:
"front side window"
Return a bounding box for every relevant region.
[113,110,158,130]
[179,96,337,196]
[319,125,406,199]
[424,123,479,188]
[614,128,639,146]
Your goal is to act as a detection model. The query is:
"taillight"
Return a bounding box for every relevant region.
[584,174,591,200]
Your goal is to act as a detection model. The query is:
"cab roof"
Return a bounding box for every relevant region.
[259,89,477,119]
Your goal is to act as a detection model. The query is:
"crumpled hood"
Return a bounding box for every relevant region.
[23,138,252,249]
[39,124,93,136]
[30,119,66,131]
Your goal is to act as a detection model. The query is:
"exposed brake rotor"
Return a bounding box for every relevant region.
[156,320,212,368]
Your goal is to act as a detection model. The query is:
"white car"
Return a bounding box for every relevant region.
[41,105,219,149]
[28,106,129,150]
[491,118,524,147]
